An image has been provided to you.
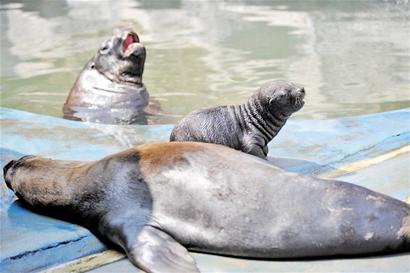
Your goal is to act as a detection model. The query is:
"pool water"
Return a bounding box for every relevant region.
[1,0,409,124]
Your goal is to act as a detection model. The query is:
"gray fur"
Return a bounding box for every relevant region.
[170,80,305,158]
[63,28,149,124]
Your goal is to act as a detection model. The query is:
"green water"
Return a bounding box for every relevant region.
[1,0,409,124]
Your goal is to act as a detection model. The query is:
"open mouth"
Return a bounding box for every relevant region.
[123,32,142,56]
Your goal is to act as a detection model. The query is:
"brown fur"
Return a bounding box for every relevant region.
[9,157,90,207]
[137,142,206,174]
[3,142,410,273]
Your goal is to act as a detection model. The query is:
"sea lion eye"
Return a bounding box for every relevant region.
[271,91,289,104]
[99,40,111,54]
[278,92,287,100]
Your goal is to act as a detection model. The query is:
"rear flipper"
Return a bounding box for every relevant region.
[124,225,199,273]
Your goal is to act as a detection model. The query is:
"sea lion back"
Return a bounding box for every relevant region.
[170,106,242,148]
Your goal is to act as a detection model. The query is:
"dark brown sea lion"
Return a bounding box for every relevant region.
[170,80,305,158]
[3,142,409,273]
[63,28,155,124]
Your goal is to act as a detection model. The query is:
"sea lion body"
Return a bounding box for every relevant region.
[3,142,410,273]
[170,80,305,158]
[63,28,150,124]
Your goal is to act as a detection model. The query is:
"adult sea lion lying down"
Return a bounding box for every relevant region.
[63,28,154,124]
[170,80,305,158]
[3,142,409,273]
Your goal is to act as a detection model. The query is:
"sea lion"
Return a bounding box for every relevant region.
[63,28,152,124]
[170,80,305,158]
[3,142,409,273]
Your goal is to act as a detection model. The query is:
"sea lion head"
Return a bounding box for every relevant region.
[3,155,84,207]
[3,155,36,192]
[63,28,149,123]
[91,28,146,85]
[257,80,305,114]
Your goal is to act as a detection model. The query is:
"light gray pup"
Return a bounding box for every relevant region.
[170,80,305,158]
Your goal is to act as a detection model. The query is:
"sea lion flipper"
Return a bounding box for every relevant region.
[245,145,266,158]
[127,225,200,273]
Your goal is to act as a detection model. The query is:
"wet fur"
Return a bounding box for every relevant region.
[4,142,410,273]
[63,28,150,124]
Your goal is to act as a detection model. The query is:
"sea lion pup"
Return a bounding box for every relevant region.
[63,28,155,124]
[4,142,410,273]
[170,80,305,158]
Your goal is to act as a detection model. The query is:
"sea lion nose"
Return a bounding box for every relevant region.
[296,87,305,95]
[134,43,144,50]
[291,86,305,98]
[3,160,15,177]
[3,160,16,190]
[4,155,35,175]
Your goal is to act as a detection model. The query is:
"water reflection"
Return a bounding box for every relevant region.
[1,0,409,123]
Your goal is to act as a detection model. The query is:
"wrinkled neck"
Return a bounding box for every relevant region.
[232,98,291,143]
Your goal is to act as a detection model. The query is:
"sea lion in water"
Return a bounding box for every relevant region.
[63,28,153,124]
[3,142,409,273]
[170,80,305,158]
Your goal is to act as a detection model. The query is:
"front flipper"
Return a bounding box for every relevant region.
[245,144,267,159]
[126,226,199,273]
